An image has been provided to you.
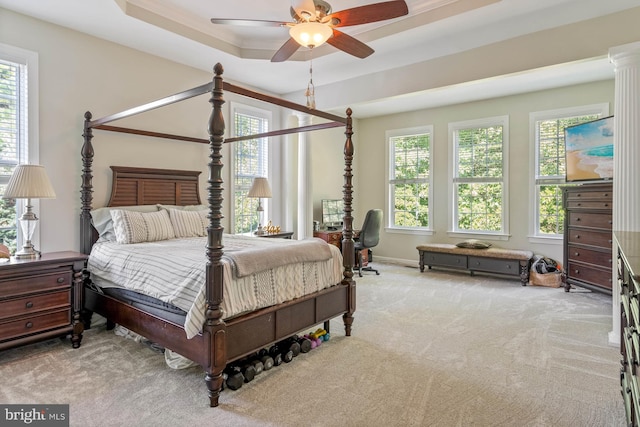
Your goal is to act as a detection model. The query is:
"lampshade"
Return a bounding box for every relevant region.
[289,22,333,48]
[247,177,272,199]
[3,164,56,200]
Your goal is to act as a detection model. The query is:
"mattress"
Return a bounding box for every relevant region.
[87,234,343,339]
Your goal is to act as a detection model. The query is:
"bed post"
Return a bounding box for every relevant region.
[341,108,356,336]
[203,63,227,407]
[80,111,95,255]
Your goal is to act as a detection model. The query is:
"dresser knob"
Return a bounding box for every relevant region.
[604,203,609,207]
[25,322,33,329]
[576,217,581,221]
[57,277,65,283]
[25,301,33,309]
[575,252,579,256]
[574,269,580,274]
[575,235,580,239]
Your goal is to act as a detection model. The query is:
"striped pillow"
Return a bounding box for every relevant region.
[110,209,175,244]
[168,208,208,238]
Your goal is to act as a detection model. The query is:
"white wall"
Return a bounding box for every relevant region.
[354,80,615,264]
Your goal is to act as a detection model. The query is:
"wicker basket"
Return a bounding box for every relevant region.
[529,270,562,288]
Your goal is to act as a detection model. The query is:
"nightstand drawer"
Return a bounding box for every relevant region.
[0,290,70,321]
[0,308,71,342]
[0,270,72,298]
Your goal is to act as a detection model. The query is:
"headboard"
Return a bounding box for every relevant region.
[107,166,201,207]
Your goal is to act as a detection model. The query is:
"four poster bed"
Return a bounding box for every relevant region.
[80,63,356,407]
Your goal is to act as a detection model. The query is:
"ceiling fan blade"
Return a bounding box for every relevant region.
[326,29,374,59]
[271,37,301,62]
[210,18,290,27]
[329,0,408,27]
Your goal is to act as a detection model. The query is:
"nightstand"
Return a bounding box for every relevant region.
[0,251,88,351]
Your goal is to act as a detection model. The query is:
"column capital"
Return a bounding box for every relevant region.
[609,41,640,67]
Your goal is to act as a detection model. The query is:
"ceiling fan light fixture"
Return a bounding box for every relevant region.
[289,22,332,48]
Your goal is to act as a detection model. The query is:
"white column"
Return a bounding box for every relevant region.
[296,112,313,239]
[608,41,640,345]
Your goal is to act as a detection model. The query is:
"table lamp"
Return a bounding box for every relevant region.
[247,177,271,235]
[2,164,56,259]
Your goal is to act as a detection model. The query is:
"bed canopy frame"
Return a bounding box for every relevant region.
[80,63,356,407]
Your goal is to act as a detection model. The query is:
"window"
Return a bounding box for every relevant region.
[231,103,270,234]
[0,45,35,253]
[450,116,509,236]
[530,104,609,238]
[386,126,432,231]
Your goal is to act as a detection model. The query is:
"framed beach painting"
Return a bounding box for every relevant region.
[564,115,614,182]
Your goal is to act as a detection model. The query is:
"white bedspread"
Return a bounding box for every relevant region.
[87,234,343,339]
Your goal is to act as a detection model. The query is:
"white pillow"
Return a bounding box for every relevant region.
[110,209,175,244]
[91,205,159,241]
[168,208,208,238]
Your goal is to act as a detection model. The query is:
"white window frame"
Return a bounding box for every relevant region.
[230,101,271,234]
[385,125,434,236]
[448,115,509,240]
[528,103,609,243]
[0,43,39,251]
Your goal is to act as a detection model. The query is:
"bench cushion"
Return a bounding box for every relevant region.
[416,243,533,260]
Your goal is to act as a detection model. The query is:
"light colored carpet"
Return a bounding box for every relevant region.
[0,263,625,427]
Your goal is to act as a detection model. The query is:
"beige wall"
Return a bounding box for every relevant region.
[354,80,615,264]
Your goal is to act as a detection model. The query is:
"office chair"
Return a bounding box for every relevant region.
[354,209,383,277]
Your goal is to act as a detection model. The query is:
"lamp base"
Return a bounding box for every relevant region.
[13,243,40,260]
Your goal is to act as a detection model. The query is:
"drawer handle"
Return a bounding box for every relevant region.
[575,234,580,239]
[574,269,580,274]
[574,252,580,256]
[604,203,609,207]
[576,217,581,222]
[25,321,33,329]
[25,301,34,309]
[577,203,581,206]
[57,277,65,284]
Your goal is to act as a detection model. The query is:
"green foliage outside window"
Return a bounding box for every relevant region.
[390,133,430,228]
[536,114,599,235]
[233,110,268,234]
[0,61,19,253]
[455,125,504,232]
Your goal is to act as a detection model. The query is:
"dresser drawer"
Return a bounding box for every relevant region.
[0,308,71,342]
[565,189,612,202]
[0,290,70,321]
[566,261,613,290]
[0,270,72,298]
[566,199,612,210]
[567,212,612,229]
[566,228,612,249]
[567,245,612,269]
[468,256,520,275]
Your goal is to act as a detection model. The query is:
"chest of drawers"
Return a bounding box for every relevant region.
[616,231,640,425]
[562,183,613,294]
[0,252,87,351]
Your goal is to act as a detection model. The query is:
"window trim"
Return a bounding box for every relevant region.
[229,101,272,234]
[448,115,510,240]
[385,125,434,235]
[528,103,609,243]
[0,43,39,250]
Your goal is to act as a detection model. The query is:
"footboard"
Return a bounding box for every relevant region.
[226,284,349,360]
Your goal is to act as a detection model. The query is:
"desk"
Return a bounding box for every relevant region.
[313,230,368,266]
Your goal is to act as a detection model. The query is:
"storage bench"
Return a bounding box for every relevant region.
[416,244,534,285]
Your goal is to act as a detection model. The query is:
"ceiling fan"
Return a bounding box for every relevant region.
[210,0,409,62]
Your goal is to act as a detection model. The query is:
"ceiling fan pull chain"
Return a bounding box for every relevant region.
[306,54,316,109]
